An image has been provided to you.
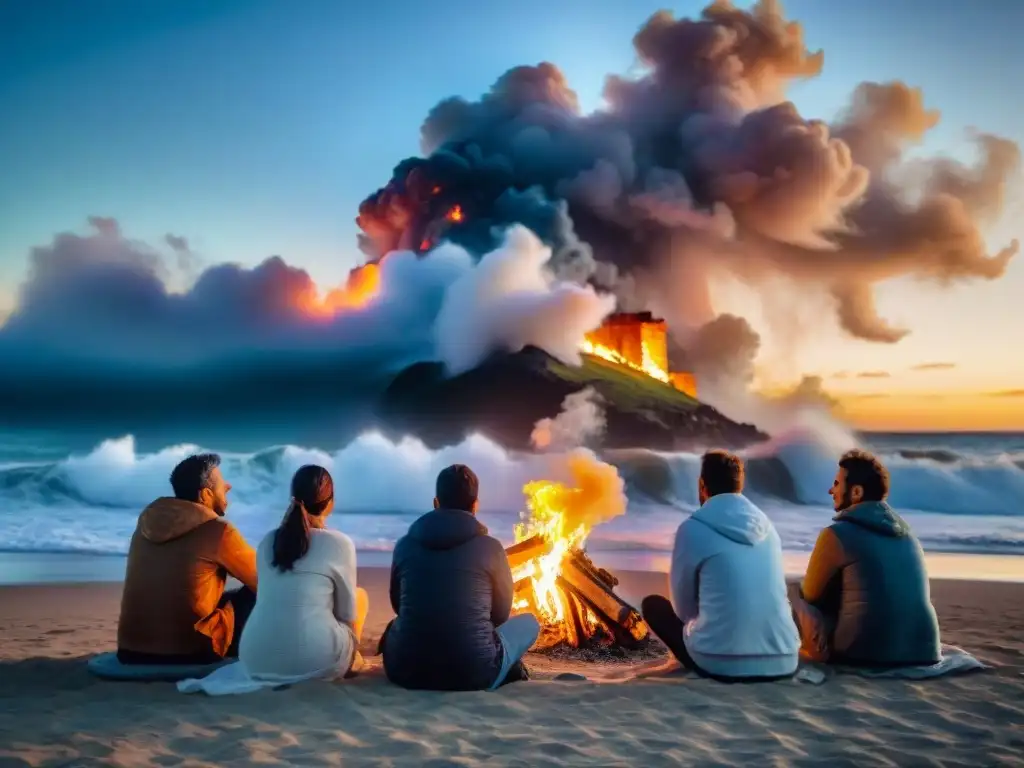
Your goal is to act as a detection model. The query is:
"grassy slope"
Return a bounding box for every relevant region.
[546,355,700,412]
[374,348,757,451]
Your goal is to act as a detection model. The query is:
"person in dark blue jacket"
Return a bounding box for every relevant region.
[792,449,941,667]
[381,464,540,690]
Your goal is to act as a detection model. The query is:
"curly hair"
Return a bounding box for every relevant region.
[838,449,889,502]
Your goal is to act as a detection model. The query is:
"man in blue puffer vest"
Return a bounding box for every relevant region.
[382,464,540,690]
[791,449,941,666]
[641,450,800,681]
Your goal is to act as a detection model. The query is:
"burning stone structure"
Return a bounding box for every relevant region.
[583,312,698,399]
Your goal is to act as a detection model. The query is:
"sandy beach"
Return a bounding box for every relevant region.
[1,569,1022,767]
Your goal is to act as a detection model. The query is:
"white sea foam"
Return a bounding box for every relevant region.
[1,429,1023,557]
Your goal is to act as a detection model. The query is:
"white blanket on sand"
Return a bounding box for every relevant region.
[176,659,345,696]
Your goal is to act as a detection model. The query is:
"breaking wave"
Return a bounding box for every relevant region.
[1,429,1023,558]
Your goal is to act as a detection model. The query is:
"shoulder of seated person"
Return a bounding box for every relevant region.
[208,516,243,536]
[483,533,507,551]
[314,527,355,548]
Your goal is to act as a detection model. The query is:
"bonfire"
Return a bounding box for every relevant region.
[506,451,649,650]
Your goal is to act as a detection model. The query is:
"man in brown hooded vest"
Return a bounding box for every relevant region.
[117,453,259,664]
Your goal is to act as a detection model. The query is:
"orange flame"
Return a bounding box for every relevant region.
[579,336,671,384]
[446,204,464,223]
[511,481,588,623]
[302,262,381,316]
[510,452,625,634]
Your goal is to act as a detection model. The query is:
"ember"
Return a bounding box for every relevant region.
[507,451,648,650]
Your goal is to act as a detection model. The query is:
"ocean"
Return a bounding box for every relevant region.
[1,426,1023,583]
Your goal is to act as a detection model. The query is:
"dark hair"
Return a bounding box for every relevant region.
[272,465,334,572]
[170,453,221,502]
[700,450,745,497]
[838,449,889,502]
[435,464,479,512]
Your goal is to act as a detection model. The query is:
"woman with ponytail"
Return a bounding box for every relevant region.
[181,465,368,694]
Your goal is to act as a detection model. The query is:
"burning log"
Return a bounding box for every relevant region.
[505,539,649,650]
[557,588,594,649]
[559,550,648,648]
[506,534,551,572]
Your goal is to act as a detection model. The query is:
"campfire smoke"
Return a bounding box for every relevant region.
[530,387,606,451]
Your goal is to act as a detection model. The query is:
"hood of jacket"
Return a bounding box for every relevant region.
[690,493,771,546]
[138,497,220,544]
[834,500,909,537]
[406,508,488,551]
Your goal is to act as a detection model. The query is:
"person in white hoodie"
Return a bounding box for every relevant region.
[641,450,800,681]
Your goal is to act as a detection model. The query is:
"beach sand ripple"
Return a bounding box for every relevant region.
[1,572,1022,767]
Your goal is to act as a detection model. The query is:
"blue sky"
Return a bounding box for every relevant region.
[1,0,1022,424]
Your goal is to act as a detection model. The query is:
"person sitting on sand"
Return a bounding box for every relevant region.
[238,465,368,682]
[791,450,941,666]
[381,464,540,691]
[117,453,258,665]
[641,450,800,681]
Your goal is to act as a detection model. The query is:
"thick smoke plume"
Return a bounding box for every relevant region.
[357,0,1019,390]
[1,217,463,367]
[530,387,606,451]
[434,226,615,374]
[0,218,602,423]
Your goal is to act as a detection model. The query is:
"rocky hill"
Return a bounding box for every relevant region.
[375,346,766,451]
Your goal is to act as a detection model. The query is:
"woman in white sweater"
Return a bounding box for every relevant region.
[237,464,368,683]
